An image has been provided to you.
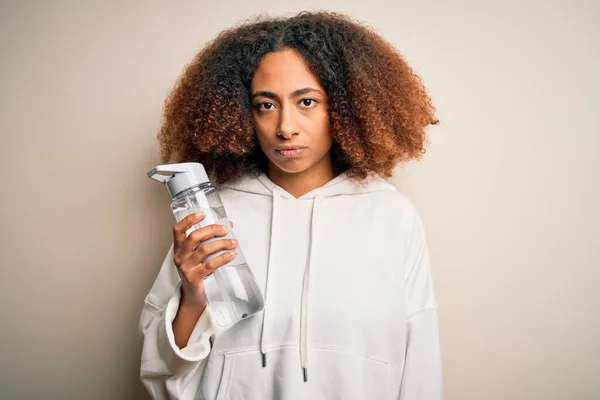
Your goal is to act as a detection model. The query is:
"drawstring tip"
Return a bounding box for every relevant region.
[262,353,267,368]
[303,368,308,382]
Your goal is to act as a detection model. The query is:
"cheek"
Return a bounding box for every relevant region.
[252,117,270,143]
[313,112,332,147]
[254,131,269,150]
[314,108,329,128]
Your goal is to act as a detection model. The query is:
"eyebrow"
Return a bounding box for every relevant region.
[250,87,324,101]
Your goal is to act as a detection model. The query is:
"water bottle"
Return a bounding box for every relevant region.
[148,162,265,329]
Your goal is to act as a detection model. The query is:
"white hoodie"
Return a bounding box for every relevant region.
[139,171,442,400]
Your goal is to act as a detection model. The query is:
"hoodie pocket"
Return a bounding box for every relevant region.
[215,345,393,400]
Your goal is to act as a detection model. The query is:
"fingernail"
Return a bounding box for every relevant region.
[231,239,238,245]
[229,250,237,256]
[195,212,205,218]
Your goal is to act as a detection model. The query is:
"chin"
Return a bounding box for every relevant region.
[275,165,311,175]
[270,160,313,175]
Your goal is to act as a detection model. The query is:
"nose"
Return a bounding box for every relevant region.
[277,105,299,139]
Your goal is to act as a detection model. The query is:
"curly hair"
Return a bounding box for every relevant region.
[157,11,438,184]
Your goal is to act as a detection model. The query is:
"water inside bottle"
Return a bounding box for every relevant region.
[204,264,265,328]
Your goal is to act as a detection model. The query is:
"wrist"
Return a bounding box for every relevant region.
[179,289,208,313]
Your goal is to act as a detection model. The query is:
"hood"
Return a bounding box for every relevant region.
[220,170,396,199]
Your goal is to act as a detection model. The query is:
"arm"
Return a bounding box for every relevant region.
[139,244,216,400]
[173,293,208,349]
[399,211,443,399]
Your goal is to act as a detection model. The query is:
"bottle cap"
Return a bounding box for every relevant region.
[147,162,209,199]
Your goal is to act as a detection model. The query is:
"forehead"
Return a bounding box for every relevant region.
[251,48,324,92]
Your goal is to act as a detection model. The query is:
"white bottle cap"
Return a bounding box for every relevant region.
[147,162,210,199]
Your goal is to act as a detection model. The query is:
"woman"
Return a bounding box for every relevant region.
[139,11,442,400]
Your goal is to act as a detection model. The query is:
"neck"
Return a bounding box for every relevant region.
[267,159,336,199]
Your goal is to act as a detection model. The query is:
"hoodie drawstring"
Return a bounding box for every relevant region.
[257,185,323,383]
[260,189,280,368]
[300,195,321,382]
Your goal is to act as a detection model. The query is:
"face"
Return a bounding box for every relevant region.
[250,48,333,178]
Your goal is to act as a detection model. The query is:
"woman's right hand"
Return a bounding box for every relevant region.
[172,212,238,309]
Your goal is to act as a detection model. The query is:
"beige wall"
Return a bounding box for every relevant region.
[1,1,598,399]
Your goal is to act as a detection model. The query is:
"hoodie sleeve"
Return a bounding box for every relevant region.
[399,210,443,400]
[138,244,216,400]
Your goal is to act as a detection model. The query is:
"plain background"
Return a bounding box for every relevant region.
[1,1,598,399]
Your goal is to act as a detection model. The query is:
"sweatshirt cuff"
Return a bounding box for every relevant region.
[158,283,215,373]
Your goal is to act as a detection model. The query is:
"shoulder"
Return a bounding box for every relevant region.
[362,179,427,244]
[217,171,269,194]
[362,177,421,219]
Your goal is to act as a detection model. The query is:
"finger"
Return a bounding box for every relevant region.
[183,223,230,255]
[182,245,237,284]
[190,238,238,264]
[201,249,238,275]
[173,212,206,248]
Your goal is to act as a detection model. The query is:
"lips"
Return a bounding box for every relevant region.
[276,147,307,157]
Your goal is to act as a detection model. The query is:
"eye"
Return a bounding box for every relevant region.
[256,102,276,111]
[300,99,317,107]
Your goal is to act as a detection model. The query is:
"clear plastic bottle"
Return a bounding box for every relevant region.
[148,162,264,329]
